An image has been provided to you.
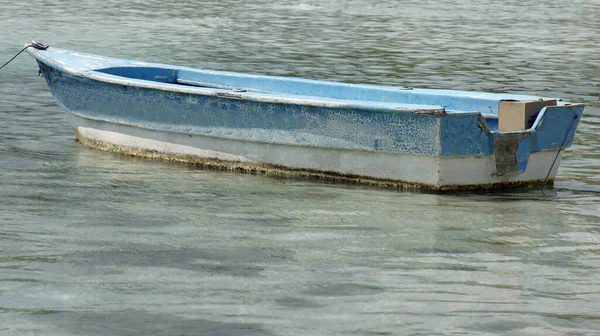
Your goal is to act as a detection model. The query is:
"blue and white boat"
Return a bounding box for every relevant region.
[26,44,584,191]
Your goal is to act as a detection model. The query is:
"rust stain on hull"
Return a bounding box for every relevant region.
[75,133,553,193]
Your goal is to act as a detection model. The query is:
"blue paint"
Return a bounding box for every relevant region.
[531,105,583,151]
[27,46,584,163]
[484,116,498,131]
[516,137,532,173]
[440,114,494,156]
[97,67,176,83]
[38,62,441,155]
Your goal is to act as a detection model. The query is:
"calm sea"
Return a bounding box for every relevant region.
[1,0,599,335]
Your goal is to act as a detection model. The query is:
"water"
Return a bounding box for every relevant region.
[1,0,599,334]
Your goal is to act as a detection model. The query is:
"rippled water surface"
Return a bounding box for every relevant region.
[1,0,599,335]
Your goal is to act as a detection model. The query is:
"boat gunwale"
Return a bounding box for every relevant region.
[26,46,453,116]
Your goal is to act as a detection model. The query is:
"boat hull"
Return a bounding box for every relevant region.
[70,114,562,191]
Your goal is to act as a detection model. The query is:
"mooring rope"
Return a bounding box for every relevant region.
[0,41,49,72]
[540,113,579,192]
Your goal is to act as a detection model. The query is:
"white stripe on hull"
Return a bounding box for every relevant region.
[439,151,561,187]
[69,114,561,190]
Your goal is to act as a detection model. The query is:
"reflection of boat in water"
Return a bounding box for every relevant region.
[26,44,584,191]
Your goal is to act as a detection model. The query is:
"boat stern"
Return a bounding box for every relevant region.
[436,102,584,190]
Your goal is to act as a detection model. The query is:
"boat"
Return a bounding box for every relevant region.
[25,43,584,191]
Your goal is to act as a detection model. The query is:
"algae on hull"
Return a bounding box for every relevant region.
[75,133,552,193]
